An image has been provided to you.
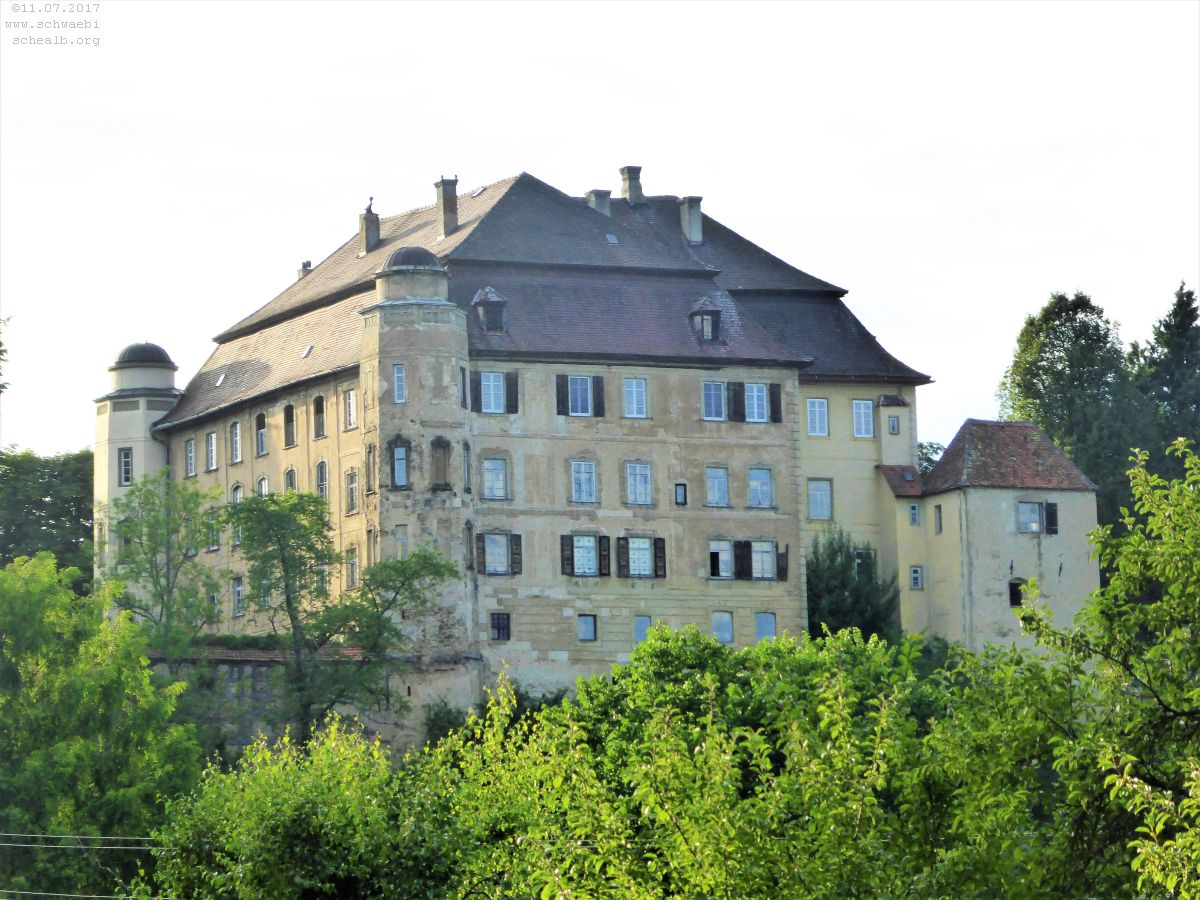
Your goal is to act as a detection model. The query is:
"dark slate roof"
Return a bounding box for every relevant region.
[112,342,176,370]
[878,465,923,497]
[160,169,928,428]
[738,294,930,383]
[923,420,1098,496]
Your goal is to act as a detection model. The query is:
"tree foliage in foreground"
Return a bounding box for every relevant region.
[0,554,201,894]
[224,492,457,744]
[138,442,1200,898]
[103,469,225,674]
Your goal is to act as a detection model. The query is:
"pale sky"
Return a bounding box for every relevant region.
[1,0,1197,456]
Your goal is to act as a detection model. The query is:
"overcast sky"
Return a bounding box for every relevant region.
[1,0,1197,456]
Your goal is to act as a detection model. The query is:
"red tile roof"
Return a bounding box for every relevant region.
[923,419,1097,495]
[878,465,924,497]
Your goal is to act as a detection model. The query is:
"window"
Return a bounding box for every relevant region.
[751,541,777,580]
[852,400,874,438]
[807,398,829,436]
[712,610,734,645]
[808,479,832,520]
[909,566,924,590]
[571,460,597,503]
[634,615,652,644]
[572,535,598,576]
[909,503,921,526]
[490,612,511,641]
[696,312,718,341]
[114,447,134,487]
[231,484,243,507]
[483,458,508,499]
[345,469,358,513]
[481,373,505,413]
[284,405,296,446]
[674,483,688,506]
[1017,502,1042,533]
[568,375,592,416]
[627,537,653,577]
[431,437,451,490]
[231,576,245,617]
[285,467,297,491]
[366,446,376,493]
[183,439,196,477]
[702,381,725,421]
[315,461,328,500]
[748,468,773,508]
[313,396,326,438]
[392,443,409,489]
[481,533,522,575]
[206,515,219,551]
[745,384,768,423]
[395,524,408,559]
[626,462,652,505]
[709,540,733,578]
[255,413,267,455]
[344,390,357,429]
[346,548,359,589]
[755,612,777,641]
[482,304,505,333]
[888,415,900,435]
[205,432,217,470]
[1009,579,1026,608]
[934,504,943,534]
[230,421,242,463]
[256,476,269,497]
[705,466,729,507]
[459,367,468,409]
[854,549,876,580]
[393,364,406,404]
[577,614,597,642]
[624,377,647,418]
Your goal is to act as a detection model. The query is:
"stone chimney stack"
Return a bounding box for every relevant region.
[620,165,645,205]
[679,196,703,244]
[359,198,380,255]
[297,260,312,279]
[586,189,612,217]
[436,176,459,238]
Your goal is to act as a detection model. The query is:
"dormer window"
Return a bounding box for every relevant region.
[690,310,721,342]
[482,304,504,334]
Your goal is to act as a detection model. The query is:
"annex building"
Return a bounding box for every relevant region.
[95,166,1099,720]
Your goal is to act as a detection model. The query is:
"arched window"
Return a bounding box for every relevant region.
[257,476,269,497]
[283,404,296,446]
[1009,578,1027,608]
[255,413,268,455]
[284,467,297,491]
[315,461,328,500]
[313,396,326,439]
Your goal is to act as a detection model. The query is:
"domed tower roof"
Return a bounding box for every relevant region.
[110,342,177,371]
[379,246,444,272]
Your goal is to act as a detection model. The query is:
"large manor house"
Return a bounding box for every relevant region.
[94,166,1099,708]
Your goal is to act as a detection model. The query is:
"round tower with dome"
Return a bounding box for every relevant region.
[93,342,182,573]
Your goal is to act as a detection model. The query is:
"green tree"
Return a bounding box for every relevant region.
[997,291,1156,527]
[0,554,201,894]
[224,492,457,743]
[0,447,93,585]
[103,468,225,673]
[917,440,945,476]
[806,529,899,642]
[1132,282,1200,479]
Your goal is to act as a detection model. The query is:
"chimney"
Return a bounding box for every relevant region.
[297,260,312,279]
[620,165,645,205]
[679,196,703,244]
[435,176,458,238]
[359,197,380,255]
[586,189,612,217]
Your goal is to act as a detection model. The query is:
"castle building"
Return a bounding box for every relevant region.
[94,166,1097,713]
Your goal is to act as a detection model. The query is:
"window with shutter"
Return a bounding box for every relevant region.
[733,540,752,580]
[505,371,519,413]
[508,534,522,574]
[769,383,782,423]
[1045,502,1059,534]
[591,375,605,417]
[726,382,746,423]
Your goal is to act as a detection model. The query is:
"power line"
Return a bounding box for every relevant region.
[0,890,131,898]
[0,843,160,852]
[0,835,156,842]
